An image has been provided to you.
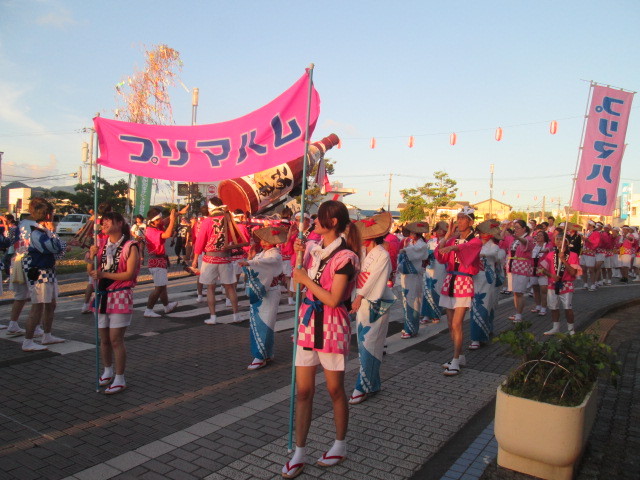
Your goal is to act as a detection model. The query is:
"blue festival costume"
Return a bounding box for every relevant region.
[243,247,283,364]
[352,245,396,400]
[398,239,428,337]
[470,242,500,343]
[421,237,446,322]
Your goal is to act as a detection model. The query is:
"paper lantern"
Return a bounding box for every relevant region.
[370,137,376,149]
[495,127,503,141]
[337,139,342,149]
[550,120,558,135]
[450,133,457,145]
[408,136,414,148]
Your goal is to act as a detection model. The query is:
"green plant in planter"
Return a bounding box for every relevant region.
[495,322,620,407]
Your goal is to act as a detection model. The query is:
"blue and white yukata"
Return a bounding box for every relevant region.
[421,237,446,322]
[399,239,428,337]
[243,247,283,361]
[470,242,500,343]
[353,245,396,396]
[26,225,65,304]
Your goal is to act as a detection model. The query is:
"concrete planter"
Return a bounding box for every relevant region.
[494,384,598,480]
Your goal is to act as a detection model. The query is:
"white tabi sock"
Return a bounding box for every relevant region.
[283,446,306,474]
[103,366,114,379]
[8,320,19,330]
[112,374,126,387]
[324,439,347,460]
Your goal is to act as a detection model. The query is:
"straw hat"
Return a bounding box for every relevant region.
[559,221,583,232]
[253,226,288,245]
[433,221,448,233]
[405,221,430,234]
[476,219,501,236]
[354,212,393,240]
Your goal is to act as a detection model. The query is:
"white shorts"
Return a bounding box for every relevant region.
[620,255,632,268]
[149,267,168,287]
[581,255,596,268]
[295,345,347,371]
[547,290,573,310]
[528,276,548,287]
[604,256,614,268]
[12,281,30,301]
[438,295,471,309]
[595,253,606,263]
[200,261,235,285]
[98,313,132,329]
[508,273,529,293]
[609,256,620,268]
[233,261,243,277]
[30,281,59,304]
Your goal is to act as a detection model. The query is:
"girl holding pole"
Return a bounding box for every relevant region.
[282,200,360,478]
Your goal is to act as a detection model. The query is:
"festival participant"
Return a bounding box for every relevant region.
[286,211,316,306]
[610,227,622,279]
[172,216,190,265]
[2,214,18,279]
[539,230,580,335]
[420,221,447,325]
[469,220,501,350]
[282,200,360,478]
[349,213,395,405]
[436,207,482,376]
[503,219,534,323]
[22,198,66,352]
[88,212,140,394]
[529,231,550,316]
[190,206,209,302]
[547,216,556,237]
[81,203,112,314]
[398,221,429,339]
[143,207,178,317]
[192,198,241,324]
[4,214,38,337]
[580,220,601,291]
[633,227,640,281]
[618,225,637,283]
[383,227,400,288]
[130,215,147,265]
[238,226,286,370]
[599,224,614,286]
[593,222,607,287]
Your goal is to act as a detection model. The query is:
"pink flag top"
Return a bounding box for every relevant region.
[94,72,320,182]
[572,85,634,216]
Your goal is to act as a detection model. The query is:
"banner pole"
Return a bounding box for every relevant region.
[567,81,594,225]
[93,113,101,392]
[288,64,314,453]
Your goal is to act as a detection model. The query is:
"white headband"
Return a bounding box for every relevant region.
[150,213,162,223]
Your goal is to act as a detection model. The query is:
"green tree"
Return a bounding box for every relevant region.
[508,211,528,221]
[42,178,131,214]
[399,171,458,223]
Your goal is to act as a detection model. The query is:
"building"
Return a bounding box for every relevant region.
[472,198,512,221]
[7,186,46,214]
[0,181,29,212]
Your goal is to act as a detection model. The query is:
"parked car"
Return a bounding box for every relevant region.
[56,214,90,235]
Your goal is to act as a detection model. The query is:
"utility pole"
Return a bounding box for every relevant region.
[387,173,392,212]
[489,164,494,219]
[78,167,82,185]
[189,88,199,212]
[541,196,546,223]
[88,129,95,182]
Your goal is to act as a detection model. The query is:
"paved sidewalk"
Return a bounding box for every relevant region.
[0,278,638,480]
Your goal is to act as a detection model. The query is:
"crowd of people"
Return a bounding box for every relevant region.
[2,197,640,477]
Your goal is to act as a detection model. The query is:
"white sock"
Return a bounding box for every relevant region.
[197,295,203,302]
[449,358,460,371]
[514,313,522,320]
[112,374,126,387]
[23,339,34,347]
[233,313,240,322]
[459,354,466,365]
[327,439,346,457]
[8,320,18,330]
[41,333,54,343]
[567,323,575,332]
[83,302,89,309]
[535,305,541,310]
[103,366,114,378]
[284,446,306,473]
[209,315,217,322]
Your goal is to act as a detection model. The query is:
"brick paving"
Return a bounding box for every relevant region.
[0,273,638,479]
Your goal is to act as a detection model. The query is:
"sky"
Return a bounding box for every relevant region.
[1,0,640,215]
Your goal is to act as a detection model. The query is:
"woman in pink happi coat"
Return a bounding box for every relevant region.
[282,201,361,478]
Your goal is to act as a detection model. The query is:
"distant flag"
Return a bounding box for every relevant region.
[315,158,332,195]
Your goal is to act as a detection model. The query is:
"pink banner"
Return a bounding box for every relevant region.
[572,85,634,215]
[95,72,319,182]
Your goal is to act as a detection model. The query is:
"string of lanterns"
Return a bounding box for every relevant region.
[336,120,560,149]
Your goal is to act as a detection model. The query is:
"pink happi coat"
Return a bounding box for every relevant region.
[297,247,360,354]
[91,240,141,314]
[435,236,482,298]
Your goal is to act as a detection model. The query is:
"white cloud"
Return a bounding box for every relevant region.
[35,5,78,30]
